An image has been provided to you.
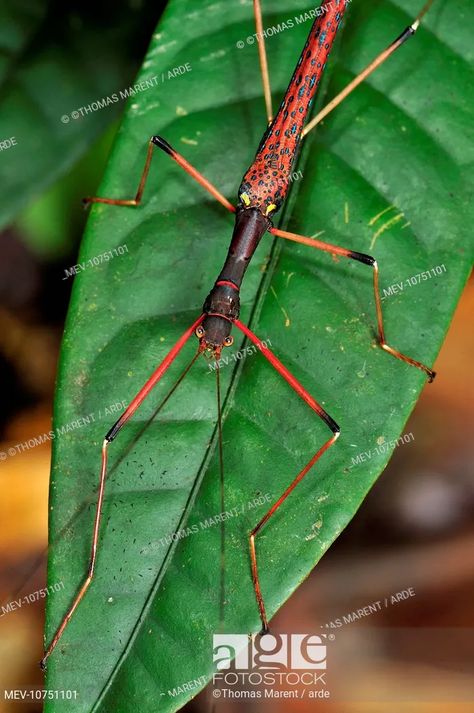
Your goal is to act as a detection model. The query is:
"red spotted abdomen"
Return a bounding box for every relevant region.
[239,1,348,215]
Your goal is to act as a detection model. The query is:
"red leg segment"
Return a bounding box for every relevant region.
[41,315,204,669]
[270,227,436,381]
[234,319,339,631]
[83,136,235,214]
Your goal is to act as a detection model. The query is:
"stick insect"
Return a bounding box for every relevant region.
[42,0,435,668]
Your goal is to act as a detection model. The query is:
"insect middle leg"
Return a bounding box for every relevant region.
[234,319,340,632]
[83,136,235,213]
[270,227,436,381]
[40,315,204,669]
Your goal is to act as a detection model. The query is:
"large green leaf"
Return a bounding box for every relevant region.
[44,0,473,711]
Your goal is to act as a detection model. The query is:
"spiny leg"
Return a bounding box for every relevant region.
[270,227,436,381]
[253,0,273,123]
[234,319,340,632]
[40,315,204,670]
[302,0,435,138]
[83,136,235,213]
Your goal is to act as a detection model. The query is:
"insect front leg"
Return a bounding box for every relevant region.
[234,319,340,632]
[40,315,204,669]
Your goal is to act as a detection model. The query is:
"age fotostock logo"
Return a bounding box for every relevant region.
[213,633,327,670]
[212,634,332,700]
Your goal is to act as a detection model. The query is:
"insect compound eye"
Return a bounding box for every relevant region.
[195,326,205,338]
[224,336,234,347]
